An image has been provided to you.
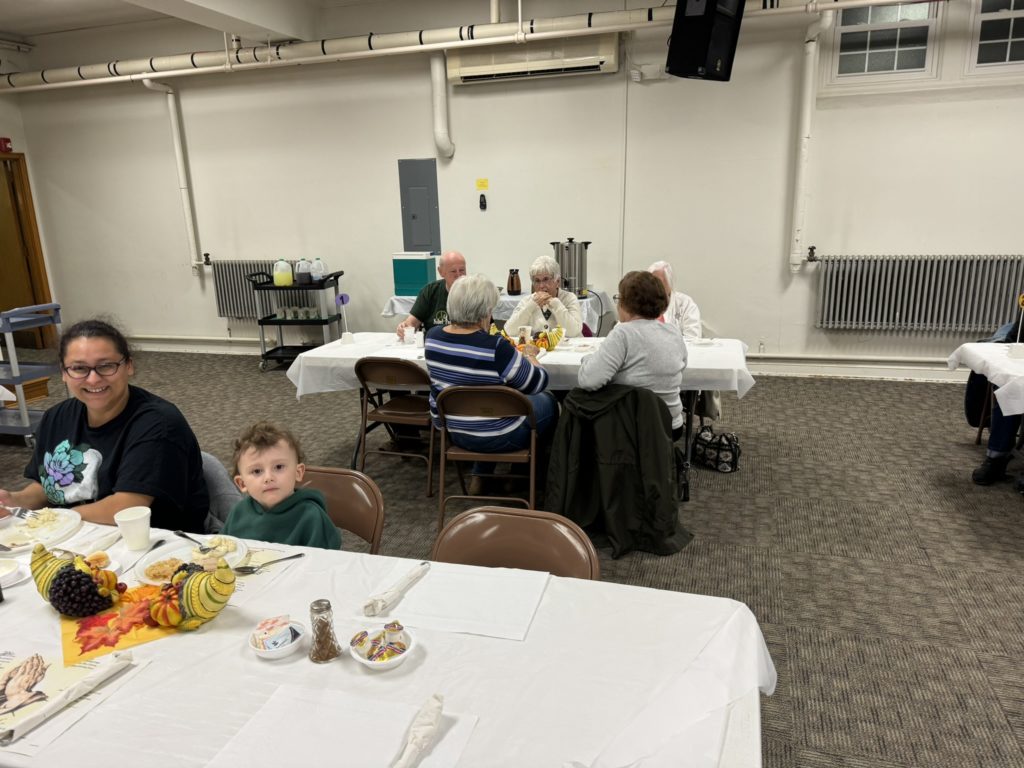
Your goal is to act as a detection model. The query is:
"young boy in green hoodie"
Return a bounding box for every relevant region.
[223,421,340,550]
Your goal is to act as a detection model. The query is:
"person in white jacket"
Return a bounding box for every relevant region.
[648,260,702,341]
[505,255,584,338]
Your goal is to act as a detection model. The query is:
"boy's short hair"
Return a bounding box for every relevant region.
[232,421,304,475]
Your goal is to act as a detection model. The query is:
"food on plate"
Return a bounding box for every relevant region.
[24,508,60,530]
[31,545,126,618]
[84,550,110,569]
[148,558,236,631]
[144,557,184,582]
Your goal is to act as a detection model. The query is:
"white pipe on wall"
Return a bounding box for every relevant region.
[788,10,834,274]
[141,78,204,271]
[430,53,455,158]
[490,0,500,24]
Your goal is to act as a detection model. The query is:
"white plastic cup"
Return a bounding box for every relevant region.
[340,331,355,345]
[114,506,152,551]
[414,330,424,348]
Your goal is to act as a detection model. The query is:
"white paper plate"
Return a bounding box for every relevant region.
[133,535,248,585]
[0,560,31,589]
[0,509,82,553]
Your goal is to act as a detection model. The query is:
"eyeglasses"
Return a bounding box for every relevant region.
[613,294,620,303]
[531,275,558,285]
[63,359,127,379]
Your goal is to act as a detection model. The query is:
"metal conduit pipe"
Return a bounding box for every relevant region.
[140,78,204,271]
[788,9,834,274]
[0,0,937,93]
[430,53,455,158]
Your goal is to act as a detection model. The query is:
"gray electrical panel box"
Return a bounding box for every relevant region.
[398,159,441,254]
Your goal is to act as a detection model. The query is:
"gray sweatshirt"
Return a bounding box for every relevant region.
[577,319,688,428]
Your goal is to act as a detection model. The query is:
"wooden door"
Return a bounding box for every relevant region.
[0,153,54,348]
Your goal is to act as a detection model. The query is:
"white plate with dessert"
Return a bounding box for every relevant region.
[133,535,248,585]
[0,508,82,553]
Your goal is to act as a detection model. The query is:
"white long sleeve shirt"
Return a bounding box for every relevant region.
[664,291,702,341]
[505,289,584,338]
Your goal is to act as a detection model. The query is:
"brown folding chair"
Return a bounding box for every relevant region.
[431,505,600,580]
[303,466,385,554]
[435,385,537,530]
[354,357,434,496]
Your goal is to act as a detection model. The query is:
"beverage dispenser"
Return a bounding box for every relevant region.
[550,237,591,296]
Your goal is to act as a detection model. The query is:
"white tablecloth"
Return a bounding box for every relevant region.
[948,342,1024,415]
[287,333,756,398]
[1,523,776,767]
[381,290,613,333]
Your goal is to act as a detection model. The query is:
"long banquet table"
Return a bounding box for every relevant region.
[287,332,756,399]
[1,522,777,767]
[948,342,1024,415]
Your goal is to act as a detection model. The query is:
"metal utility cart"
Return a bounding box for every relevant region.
[246,270,345,371]
[0,303,62,448]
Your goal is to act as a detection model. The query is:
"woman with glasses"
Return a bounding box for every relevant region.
[504,255,584,338]
[0,319,209,532]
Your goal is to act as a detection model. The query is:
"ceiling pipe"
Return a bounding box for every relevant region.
[0,0,935,94]
[430,53,455,158]
[788,9,834,274]
[490,0,500,24]
[141,78,204,272]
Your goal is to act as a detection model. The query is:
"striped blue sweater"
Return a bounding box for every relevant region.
[424,327,550,436]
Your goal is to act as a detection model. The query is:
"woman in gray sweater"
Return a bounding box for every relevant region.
[577,271,688,437]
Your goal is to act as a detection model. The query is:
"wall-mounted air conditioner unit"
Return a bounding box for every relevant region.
[446,33,619,85]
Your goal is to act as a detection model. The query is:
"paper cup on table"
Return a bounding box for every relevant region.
[114,507,151,551]
[340,331,355,345]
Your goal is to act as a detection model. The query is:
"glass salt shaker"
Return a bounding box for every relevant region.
[308,599,342,663]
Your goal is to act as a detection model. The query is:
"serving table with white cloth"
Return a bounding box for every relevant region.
[948,342,1024,416]
[287,333,755,399]
[382,290,613,334]
[1,522,776,767]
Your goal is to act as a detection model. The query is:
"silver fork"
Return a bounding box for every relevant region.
[8,507,38,520]
[173,530,213,554]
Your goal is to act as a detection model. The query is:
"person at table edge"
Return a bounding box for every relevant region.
[0,319,209,532]
[505,254,584,338]
[396,250,467,339]
[648,260,701,341]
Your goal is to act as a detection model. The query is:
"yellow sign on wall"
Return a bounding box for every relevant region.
[476,178,489,190]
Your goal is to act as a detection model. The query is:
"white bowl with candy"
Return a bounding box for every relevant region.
[348,621,416,671]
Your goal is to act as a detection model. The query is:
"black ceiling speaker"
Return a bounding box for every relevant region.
[665,0,746,82]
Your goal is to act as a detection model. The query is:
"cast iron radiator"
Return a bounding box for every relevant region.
[815,254,1024,332]
[211,260,313,320]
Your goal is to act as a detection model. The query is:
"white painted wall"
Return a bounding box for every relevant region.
[8,1,1023,369]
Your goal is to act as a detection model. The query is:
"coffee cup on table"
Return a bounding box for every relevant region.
[340,332,355,345]
[114,506,152,551]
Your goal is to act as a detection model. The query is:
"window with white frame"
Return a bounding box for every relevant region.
[973,0,1024,68]
[832,2,939,79]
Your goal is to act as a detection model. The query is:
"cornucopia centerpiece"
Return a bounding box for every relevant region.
[31,544,235,631]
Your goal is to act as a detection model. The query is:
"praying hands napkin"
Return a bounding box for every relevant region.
[363,561,430,616]
[391,693,444,768]
[0,651,134,746]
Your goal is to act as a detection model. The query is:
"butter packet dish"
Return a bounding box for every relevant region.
[252,615,292,651]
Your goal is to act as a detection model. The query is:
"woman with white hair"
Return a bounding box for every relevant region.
[647,260,701,341]
[425,274,558,492]
[505,255,584,338]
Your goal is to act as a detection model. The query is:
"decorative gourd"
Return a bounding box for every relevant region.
[150,559,236,632]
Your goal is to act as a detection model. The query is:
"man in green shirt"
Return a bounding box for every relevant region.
[396,250,467,339]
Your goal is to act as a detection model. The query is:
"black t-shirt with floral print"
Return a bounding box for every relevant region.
[24,385,208,533]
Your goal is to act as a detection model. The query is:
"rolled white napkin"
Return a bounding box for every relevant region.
[0,651,134,746]
[363,561,430,617]
[391,693,444,768]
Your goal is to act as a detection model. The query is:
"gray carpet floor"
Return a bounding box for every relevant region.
[2,348,1023,768]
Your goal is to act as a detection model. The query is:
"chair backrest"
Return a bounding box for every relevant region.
[201,451,242,534]
[431,506,600,580]
[435,385,536,428]
[302,467,385,553]
[355,357,431,391]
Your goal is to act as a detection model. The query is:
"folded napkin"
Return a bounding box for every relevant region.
[391,693,444,768]
[0,651,133,746]
[363,561,430,616]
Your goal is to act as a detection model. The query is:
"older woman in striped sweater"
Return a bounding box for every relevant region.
[424,274,558,494]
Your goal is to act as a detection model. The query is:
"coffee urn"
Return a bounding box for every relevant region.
[550,237,591,296]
